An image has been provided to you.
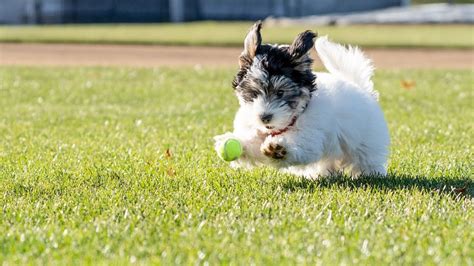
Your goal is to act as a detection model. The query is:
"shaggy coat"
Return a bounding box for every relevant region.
[214,22,390,179]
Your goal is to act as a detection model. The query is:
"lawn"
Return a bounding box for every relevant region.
[0,66,472,264]
[0,22,473,49]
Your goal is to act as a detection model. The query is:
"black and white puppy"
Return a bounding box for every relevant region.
[215,21,390,179]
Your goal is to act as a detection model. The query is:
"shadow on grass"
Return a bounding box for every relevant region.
[283,174,473,199]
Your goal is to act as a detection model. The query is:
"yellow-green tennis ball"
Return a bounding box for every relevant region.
[219,138,243,161]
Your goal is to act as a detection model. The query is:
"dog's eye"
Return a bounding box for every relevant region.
[276,90,284,98]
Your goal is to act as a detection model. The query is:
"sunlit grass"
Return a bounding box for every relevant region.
[0,66,472,264]
[0,22,472,48]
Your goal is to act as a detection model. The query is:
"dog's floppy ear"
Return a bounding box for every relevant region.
[289,30,317,60]
[239,21,262,68]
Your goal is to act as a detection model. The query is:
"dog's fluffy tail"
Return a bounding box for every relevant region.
[315,36,378,99]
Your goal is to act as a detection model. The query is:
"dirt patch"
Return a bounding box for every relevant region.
[1,43,473,69]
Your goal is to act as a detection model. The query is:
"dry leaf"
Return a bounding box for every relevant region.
[165,148,172,159]
[451,185,468,196]
[167,167,176,176]
[401,79,416,90]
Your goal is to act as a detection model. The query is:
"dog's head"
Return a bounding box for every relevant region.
[232,21,317,133]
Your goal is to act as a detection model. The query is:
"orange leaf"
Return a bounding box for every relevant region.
[165,148,172,158]
[401,79,416,90]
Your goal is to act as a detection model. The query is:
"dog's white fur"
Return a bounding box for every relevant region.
[215,36,390,179]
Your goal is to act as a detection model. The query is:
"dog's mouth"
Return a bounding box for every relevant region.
[260,116,293,132]
[257,125,275,136]
[258,115,299,137]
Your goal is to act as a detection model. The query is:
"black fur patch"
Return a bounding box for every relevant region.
[289,31,317,60]
[237,76,265,102]
[233,44,316,102]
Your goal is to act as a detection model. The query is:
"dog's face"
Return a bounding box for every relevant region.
[232,22,317,133]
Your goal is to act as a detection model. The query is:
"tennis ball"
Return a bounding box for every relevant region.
[219,138,243,161]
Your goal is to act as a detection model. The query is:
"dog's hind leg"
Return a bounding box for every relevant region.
[314,159,341,177]
[348,147,387,178]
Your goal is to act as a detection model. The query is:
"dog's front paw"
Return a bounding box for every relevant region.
[261,141,287,160]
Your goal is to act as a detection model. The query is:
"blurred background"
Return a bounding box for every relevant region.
[1,0,472,24]
[0,0,472,68]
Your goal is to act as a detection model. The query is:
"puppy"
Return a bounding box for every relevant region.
[214,21,390,179]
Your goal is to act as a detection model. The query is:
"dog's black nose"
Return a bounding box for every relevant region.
[260,113,273,124]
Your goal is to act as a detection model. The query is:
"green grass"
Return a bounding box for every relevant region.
[0,66,473,265]
[0,22,473,48]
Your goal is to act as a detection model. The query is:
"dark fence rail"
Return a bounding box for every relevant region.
[0,0,405,24]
